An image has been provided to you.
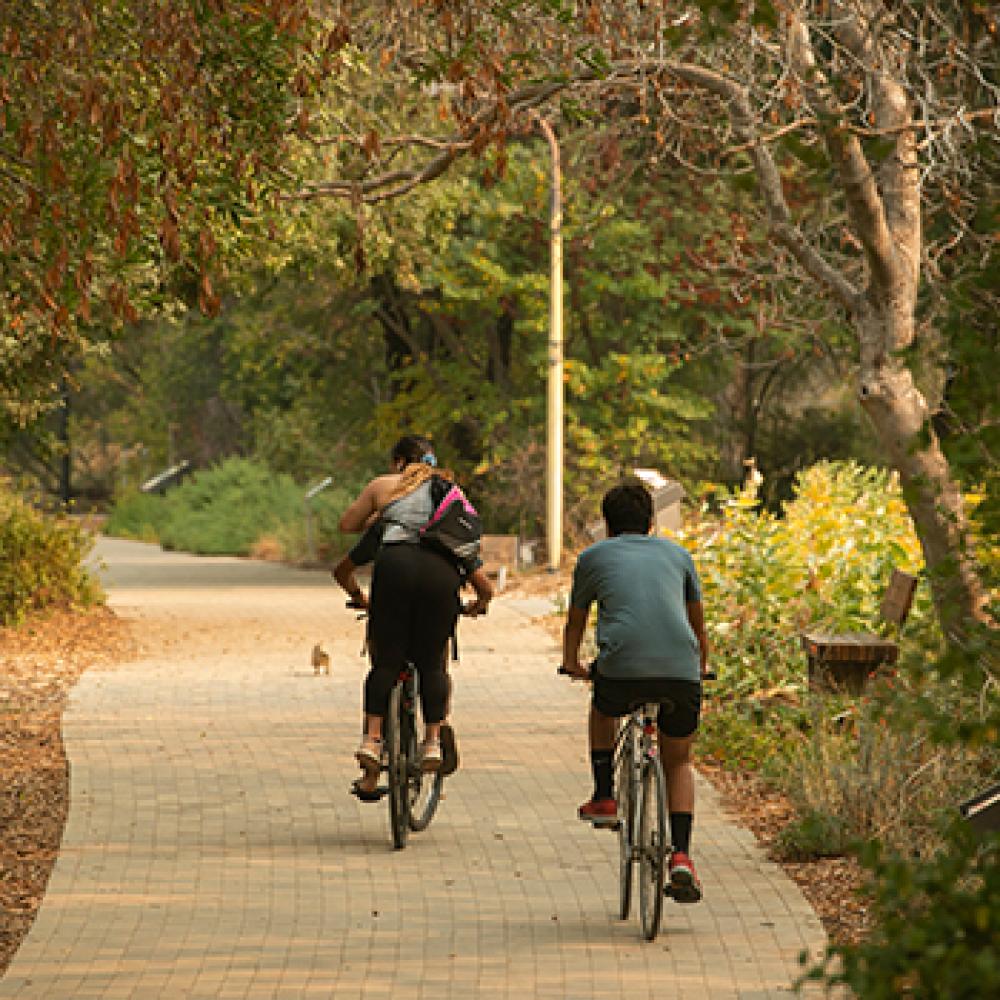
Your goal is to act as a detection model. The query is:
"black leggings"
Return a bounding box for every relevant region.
[364,543,460,724]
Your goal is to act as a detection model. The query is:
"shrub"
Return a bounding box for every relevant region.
[156,458,304,556]
[803,826,1000,998]
[103,490,169,542]
[698,699,808,772]
[774,685,998,858]
[679,460,930,698]
[0,483,102,626]
[777,808,852,861]
[104,460,363,563]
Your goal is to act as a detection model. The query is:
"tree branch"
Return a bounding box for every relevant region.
[663,62,861,313]
[374,305,449,394]
[293,53,864,313]
[786,11,897,298]
[292,80,566,204]
[308,133,473,151]
[828,1,921,298]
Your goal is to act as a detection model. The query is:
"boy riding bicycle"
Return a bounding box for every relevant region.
[561,478,710,903]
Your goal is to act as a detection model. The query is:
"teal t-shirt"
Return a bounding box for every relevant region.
[569,533,702,682]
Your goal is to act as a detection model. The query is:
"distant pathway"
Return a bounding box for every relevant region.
[0,538,828,998]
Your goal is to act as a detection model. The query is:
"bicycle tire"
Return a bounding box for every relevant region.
[638,757,667,941]
[408,765,443,832]
[386,683,409,849]
[616,725,637,921]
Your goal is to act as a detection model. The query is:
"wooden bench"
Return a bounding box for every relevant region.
[480,534,519,593]
[800,569,918,693]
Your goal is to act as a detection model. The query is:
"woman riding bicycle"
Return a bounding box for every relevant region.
[338,435,493,798]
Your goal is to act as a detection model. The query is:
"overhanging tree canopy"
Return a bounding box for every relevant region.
[1,0,330,422]
[291,0,997,640]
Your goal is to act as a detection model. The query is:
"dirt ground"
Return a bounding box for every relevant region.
[0,568,868,976]
[0,605,135,974]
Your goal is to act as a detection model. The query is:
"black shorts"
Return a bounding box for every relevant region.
[592,673,702,738]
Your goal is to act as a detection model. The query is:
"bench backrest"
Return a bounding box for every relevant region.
[879,569,918,627]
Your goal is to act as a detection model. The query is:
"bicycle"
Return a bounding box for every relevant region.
[614,698,669,940]
[560,665,714,942]
[352,601,477,850]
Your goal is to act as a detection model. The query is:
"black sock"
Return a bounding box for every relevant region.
[591,750,613,801]
[670,812,693,854]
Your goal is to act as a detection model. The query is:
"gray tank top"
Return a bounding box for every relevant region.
[381,480,434,544]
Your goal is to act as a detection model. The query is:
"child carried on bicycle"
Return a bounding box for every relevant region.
[562,477,710,903]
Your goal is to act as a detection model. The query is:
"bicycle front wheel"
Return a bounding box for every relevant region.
[616,731,638,921]
[637,757,667,941]
[386,684,410,849]
[408,766,443,832]
[408,712,443,833]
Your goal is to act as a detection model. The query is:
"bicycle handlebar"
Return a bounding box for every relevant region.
[345,598,485,616]
[557,664,716,682]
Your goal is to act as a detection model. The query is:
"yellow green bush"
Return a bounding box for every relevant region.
[678,460,931,695]
[679,461,997,862]
[0,483,102,627]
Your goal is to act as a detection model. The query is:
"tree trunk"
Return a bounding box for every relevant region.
[855,303,986,640]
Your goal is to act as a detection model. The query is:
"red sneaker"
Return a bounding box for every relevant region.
[578,797,618,827]
[668,851,703,903]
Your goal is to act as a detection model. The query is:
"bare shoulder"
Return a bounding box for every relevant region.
[367,473,403,507]
[340,473,402,532]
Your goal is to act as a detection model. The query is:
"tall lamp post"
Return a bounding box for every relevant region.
[534,114,564,572]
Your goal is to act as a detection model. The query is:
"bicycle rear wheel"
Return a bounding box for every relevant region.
[637,757,667,941]
[616,728,637,920]
[386,683,410,849]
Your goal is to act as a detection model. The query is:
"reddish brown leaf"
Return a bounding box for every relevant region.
[326,23,350,51]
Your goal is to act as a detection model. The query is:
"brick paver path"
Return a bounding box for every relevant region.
[0,538,829,998]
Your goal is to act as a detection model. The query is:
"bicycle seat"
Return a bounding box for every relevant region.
[624,699,669,714]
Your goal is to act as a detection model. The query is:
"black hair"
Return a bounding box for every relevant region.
[602,478,653,536]
[390,434,435,468]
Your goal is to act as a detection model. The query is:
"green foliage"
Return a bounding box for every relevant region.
[806,123,999,997]
[566,352,713,475]
[698,704,805,773]
[0,1,329,422]
[777,686,997,859]
[103,458,298,557]
[777,808,851,861]
[804,826,1000,998]
[0,484,101,626]
[103,491,170,543]
[156,458,302,556]
[683,459,994,868]
[104,458,361,562]
[682,460,929,699]
[361,146,743,534]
